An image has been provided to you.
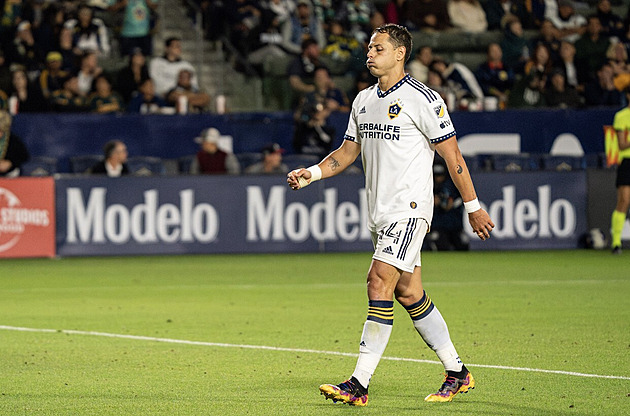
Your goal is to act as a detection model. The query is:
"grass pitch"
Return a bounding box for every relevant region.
[1,251,629,415]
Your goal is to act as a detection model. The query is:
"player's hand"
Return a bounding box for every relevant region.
[468,209,494,241]
[287,168,312,190]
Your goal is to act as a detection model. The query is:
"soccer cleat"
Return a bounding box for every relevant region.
[612,246,622,255]
[319,377,368,406]
[424,371,475,402]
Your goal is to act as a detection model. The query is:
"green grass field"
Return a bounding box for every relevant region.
[1,251,629,415]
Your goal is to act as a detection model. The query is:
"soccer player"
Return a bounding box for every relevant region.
[610,87,630,254]
[287,24,495,407]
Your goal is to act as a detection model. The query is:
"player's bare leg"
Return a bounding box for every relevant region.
[395,267,475,402]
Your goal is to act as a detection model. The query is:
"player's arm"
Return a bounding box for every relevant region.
[287,139,361,190]
[434,136,495,240]
[615,128,630,150]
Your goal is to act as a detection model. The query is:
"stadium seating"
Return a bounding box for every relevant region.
[21,156,58,176]
[491,154,542,172]
[541,155,586,171]
[282,154,321,169]
[236,152,263,171]
[127,156,166,176]
[69,155,102,174]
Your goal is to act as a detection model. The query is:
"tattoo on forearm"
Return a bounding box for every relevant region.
[329,157,341,171]
[456,164,463,174]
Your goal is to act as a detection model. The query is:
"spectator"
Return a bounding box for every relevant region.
[0,110,29,177]
[524,43,553,78]
[88,74,124,113]
[608,41,630,91]
[558,40,581,89]
[33,3,65,56]
[224,0,262,57]
[383,0,407,25]
[246,5,290,72]
[149,37,198,98]
[64,4,111,57]
[508,71,548,108]
[263,0,295,26]
[50,74,88,112]
[0,49,13,93]
[475,42,515,108]
[77,50,103,97]
[483,0,534,31]
[430,57,485,101]
[9,67,49,113]
[244,142,289,174]
[107,0,157,56]
[321,20,363,69]
[424,161,468,251]
[281,0,326,55]
[89,139,129,177]
[9,21,42,77]
[38,51,68,100]
[545,68,582,108]
[425,68,466,108]
[287,38,327,100]
[574,15,610,83]
[584,62,623,107]
[58,27,81,73]
[335,0,376,43]
[116,47,150,103]
[166,69,211,113]
[0,0,23,47]
[126,78,170,114]
[447,0,487,33]
[548,0,586,43]
[531,19,562,65]
[190,127,240,174]
[407,45,433,83]
[405,0,451,32]
[596,0,624,40]
[292,66,345,157]
[500,15,530,73]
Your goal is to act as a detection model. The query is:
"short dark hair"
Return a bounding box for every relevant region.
[165,37,181,47]
[301,38,318,52]
[103,140,123,159]
[372,24,413,63]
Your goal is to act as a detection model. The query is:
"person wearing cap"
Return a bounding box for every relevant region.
[0,110,29,177]
[244,143,289,174]
[38,51,69,99]
[190,128,240,175]
[548,0,586,43]
[89,139,130,177]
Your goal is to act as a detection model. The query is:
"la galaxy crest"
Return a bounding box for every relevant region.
[388,99,403,119]
[434,104,445,118]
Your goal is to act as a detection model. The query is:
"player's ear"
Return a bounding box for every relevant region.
[396,46,406,62]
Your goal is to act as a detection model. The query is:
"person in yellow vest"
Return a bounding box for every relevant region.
[610,88,630,254]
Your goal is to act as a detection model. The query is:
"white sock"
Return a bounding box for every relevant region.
[352,319,393,388]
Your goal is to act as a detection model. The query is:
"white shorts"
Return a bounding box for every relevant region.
[371,218,429,273]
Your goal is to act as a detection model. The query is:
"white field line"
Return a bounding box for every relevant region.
[2,325,629,381]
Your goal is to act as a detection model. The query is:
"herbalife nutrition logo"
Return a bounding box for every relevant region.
[0,187,50,252]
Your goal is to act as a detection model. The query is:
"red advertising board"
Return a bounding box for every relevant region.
[0,177,55,258]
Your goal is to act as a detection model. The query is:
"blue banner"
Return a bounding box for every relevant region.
[468,171,587,250]
[13,109,618,173]
[54,172,587,257]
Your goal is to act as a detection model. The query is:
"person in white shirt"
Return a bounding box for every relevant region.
[149,37,198,97]
[288,23,494,407]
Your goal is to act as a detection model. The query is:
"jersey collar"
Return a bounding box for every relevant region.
[377,73,410,98]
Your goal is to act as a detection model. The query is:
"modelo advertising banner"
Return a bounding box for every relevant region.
[54,175,373,257]
[0,177,55,258]
[467,171,587,250]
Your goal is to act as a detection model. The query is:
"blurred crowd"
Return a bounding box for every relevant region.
[198,0,630,111]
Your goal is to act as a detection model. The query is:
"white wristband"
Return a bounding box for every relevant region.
[306,165,322,182]
[296,165,322,189]
[464,198,481,214]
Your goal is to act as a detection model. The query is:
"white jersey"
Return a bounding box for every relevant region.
[344,74,456,232]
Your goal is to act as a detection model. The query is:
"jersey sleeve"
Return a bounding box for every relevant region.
[343,99,361,144]
[417,98,456,144]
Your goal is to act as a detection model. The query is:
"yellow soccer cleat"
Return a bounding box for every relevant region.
[424,371,475,402]
[319,378,369,407]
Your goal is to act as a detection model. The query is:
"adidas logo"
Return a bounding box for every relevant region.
[359,106,366,114]
[382,246,394,255]
[360,341,367,347]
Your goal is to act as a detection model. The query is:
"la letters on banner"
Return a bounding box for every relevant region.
[0,177,55,258]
